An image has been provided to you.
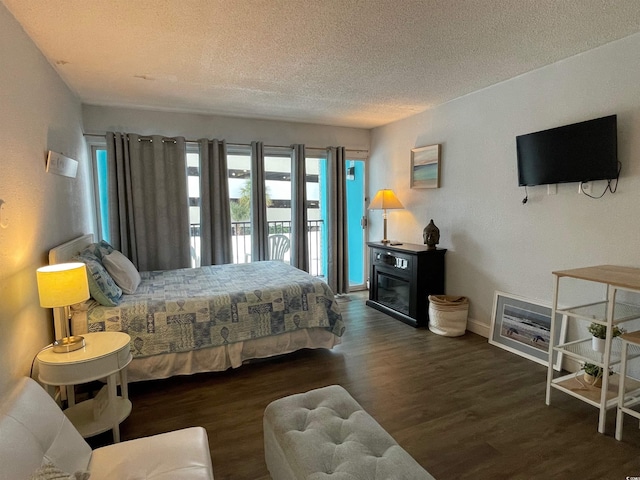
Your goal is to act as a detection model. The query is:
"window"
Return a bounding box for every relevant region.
[265,149,292,263]
[91,145,109,243]
[305,155,326,277]
[227,146,252,263]
[186,145,201,267]
[305,154,366,286]
[90,139,360,279]
[226,148,295,265]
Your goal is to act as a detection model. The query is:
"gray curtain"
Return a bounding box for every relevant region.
[250,141,269,262]
[199,138,233,265]
[291,144,309,271]
[327,146,349,294]
[106,132,191,271]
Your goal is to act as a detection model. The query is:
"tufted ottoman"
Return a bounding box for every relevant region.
[263,385,435,479]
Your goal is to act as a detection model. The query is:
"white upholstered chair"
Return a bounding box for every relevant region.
[0,377,214,480]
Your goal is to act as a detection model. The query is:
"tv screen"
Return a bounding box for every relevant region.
[516,115,618,187]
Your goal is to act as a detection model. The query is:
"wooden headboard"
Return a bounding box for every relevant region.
[48,234,94,341]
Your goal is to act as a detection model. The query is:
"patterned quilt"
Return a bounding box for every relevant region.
[86,261,345,358]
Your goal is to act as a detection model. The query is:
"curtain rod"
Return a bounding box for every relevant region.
[83,132,368,154]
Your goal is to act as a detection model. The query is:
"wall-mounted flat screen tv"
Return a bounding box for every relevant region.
[516,114,618,187]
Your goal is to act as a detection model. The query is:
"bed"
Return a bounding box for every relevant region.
[50,234,344,382]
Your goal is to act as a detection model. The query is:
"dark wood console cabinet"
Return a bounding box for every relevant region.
[366,242,446,327]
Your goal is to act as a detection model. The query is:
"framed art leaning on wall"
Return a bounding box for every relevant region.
[410,144,441,188]
[489,291,564,370]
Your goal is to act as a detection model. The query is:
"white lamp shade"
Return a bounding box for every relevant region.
[369,189,404,210]
[36,262,90,308]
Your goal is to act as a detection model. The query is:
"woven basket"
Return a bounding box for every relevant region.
[428,295,469,337]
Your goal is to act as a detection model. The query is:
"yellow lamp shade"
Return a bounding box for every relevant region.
[369,189,404,210]
[36,262,90,308]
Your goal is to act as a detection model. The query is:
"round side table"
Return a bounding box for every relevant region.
[37,331,132,442]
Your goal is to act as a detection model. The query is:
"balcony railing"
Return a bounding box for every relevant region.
[190,220,325,277]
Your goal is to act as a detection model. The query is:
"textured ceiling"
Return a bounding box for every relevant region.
[4,0,640,129]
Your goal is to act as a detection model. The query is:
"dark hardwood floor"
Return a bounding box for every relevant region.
[90,292,640,479]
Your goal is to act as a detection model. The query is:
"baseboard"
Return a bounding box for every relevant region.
[466,317,490,338]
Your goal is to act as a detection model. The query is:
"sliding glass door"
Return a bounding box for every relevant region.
[306,155,366,289]
[345,160,366,290]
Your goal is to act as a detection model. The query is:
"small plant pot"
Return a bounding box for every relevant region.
[584,372,602,388]
[592,337,606,353]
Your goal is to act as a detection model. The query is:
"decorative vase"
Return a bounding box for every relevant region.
[592,337,605,353]
[584,372,602,388]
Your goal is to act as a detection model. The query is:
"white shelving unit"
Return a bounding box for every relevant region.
[545,265,640,433]
[616,331,640,440]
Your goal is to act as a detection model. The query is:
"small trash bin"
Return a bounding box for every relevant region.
[428,295,469,337]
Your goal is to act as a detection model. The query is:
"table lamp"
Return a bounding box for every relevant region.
[36,262,90,353]
[369,189,404,244]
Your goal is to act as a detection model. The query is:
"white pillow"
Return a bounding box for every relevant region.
[102,250,141,294]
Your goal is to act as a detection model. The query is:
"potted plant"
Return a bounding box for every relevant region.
[587,323,624,353]
[582,362,609,387]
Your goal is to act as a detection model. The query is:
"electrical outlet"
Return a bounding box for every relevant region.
[580,182,591,194]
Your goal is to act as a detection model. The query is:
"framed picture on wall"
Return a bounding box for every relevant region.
[489,291,565,370]
[410,144,441,189]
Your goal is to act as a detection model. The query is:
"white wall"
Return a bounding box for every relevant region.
[369,33,640,335]
[82,105,370,150]
[0,4,91,391]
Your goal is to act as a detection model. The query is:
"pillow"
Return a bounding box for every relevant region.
[29,463,90,480]
[102,250,141,294]
[74,251,122,307]
[81,240,115,262]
